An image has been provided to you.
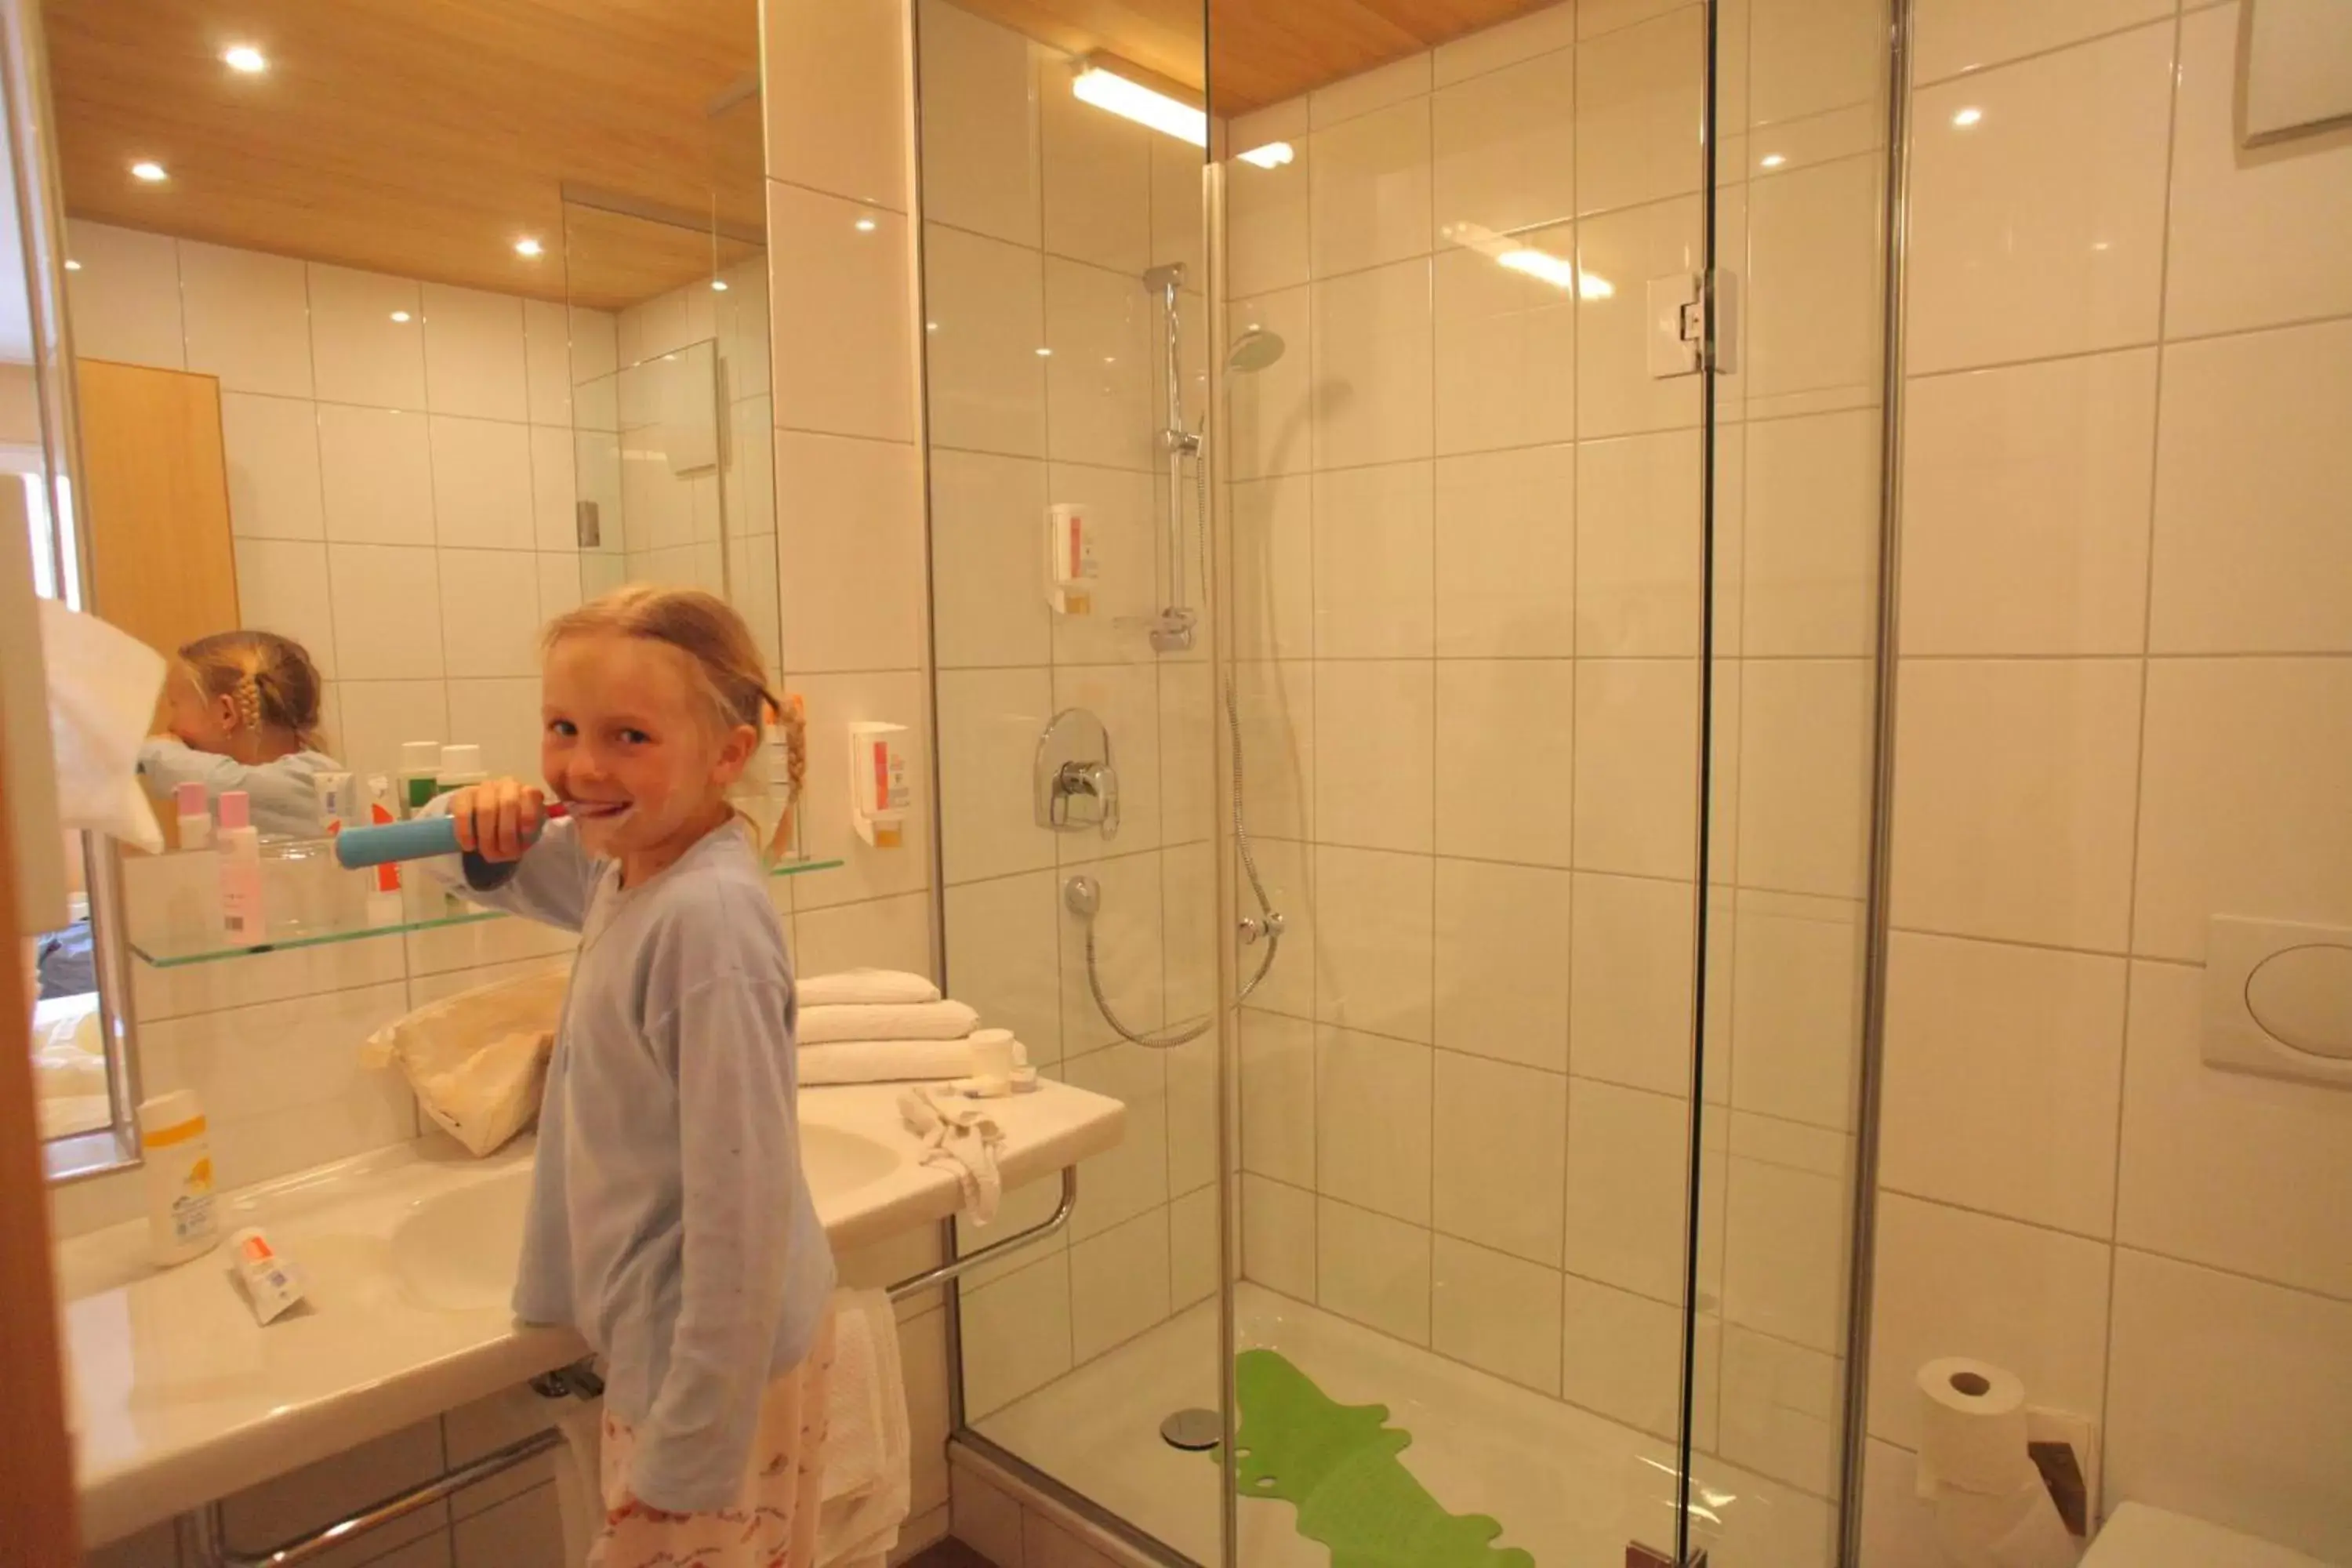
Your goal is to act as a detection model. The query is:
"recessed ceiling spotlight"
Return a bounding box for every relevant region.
[129,160,168,183]
[223,44,267,73]
[389,310,412,323]
[854,216,877,233]
[1951,106,1983,127]
[710,278,729,292]
[1759,153,1787,169]
[514,237,544,257]
[64,259,81,271]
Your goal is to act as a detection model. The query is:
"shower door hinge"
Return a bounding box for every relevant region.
[1647,270,1738,377]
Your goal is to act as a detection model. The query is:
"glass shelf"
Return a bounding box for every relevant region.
[129,856,844,969]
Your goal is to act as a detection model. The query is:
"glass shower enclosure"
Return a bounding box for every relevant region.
[914,0,1892,1562]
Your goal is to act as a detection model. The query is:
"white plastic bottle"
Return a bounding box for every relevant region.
[138,1090,220,1266]
[216,789,266,942]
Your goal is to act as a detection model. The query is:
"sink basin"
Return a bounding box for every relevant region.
[389,1123,902,1312]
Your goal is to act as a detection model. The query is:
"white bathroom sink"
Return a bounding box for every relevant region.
[388,1123,904,1312]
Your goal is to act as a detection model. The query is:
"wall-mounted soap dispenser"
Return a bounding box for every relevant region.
[1045,502,1097,616]
[847,721,911,848]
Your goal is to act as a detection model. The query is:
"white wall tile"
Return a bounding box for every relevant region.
[1313,661,1434,854]
[1737,658,1871,898]
[1312,54,1432,129]
[1433,230,1577,456]
[536,553,581,625]
[1881,931,2126,1237]
[1889,658,2142,950]
[318,404,437,546]
[1573,658,1699,880]
[918,0,1043,248]
[1718,1325,1841,1499]
[960,1254,1073,1419]
[765,0,908,209]
[1312,462,1433,656]
[1727,891,1863,1131]
[1433,50,1576,241]
[1577,429,1701,656]
[1229,102,1312,301]
[792,891,933,976]
[1741,408,1878,656]
[179,241,311,397]
[2105,1249,2352,1563]
[943,870,1062,1064]
[1560,1272,1694,1442]
[1436,4,1577,87]
[1905,24,2174,373]
[234,539,338,681]
[568,308,618,390]
[923,223,1047,458]
[1722,1151,1849,1352]
[1310,260,1434,470]
[1433,445,1576,658]
[1311,99,1432,280]
[522,299,572,427]
[938,666,1058,884]
[1316,1023,1433,1222]
[65,220,183,368]
[1569,871,1696,1096]
[1043,257,1153,471]
[1317,1198,1432,1343]
[220,392,325,541]
[1432,1234,1564,1395]
[436,548,540,680]
[1233,663,1315,845]
[1748,0,1882,125]
[1242,1009,1317,1185]
[1243,1173,1319,1300]
[1434,858,1572,1071]
[1434,1049,1566,1264]
[527,426,579,554]
[1232,475,1314,659]
[1575,196,1703,438]
[1063,1043,1170,1238]
[328,544,444,681]
[1158,666,1216,848]
[428,416,534,551]
[1911,0,2172,86]
[2132,658,2352,964]
[1900,350,2157,655]
[776,432,927,672]
[2150,321,2352,655]
[420,285,528,423]
[770,183,915,442]
[1313,848,1436,1045]
[2117,960,2352,1299]
[146,981,410,1140]
[1865,1192,2111,1446]
[1578,0,1687,42]
[1225,287,1312,479]
[2165,4,2352,339]
[1070,1208,1172,1363]
[334,680,450,783]
[1577,6,1704,216]
[1562,1078,1691,1303]
[1170,1185,1218,1307]
[445,677,543,783]
[1434,659,1575,866]
[1745,152,1882,411]
[308,265,427,408]
[1039,50,1152,274]
[1151,134,1207,285]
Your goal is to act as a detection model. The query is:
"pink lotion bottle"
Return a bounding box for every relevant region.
[216,789,266,942]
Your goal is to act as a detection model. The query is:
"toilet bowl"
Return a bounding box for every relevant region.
[2083,1503,2329,1567]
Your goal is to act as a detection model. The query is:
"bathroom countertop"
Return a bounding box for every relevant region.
[60,1079,1125,1548]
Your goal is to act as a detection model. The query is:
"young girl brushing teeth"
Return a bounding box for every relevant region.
[434,586,829,1566]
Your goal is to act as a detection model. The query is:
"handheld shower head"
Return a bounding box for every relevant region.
[1225,325,1287,374]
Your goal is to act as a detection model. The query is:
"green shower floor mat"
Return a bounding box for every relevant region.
[1230,1347,1535,1568]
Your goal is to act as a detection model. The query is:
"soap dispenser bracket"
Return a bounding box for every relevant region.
[1036,707,1120,839]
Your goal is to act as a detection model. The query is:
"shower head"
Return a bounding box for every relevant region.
[1225,325,1287,374]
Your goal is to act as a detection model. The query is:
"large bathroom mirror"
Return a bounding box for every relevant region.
[32,0,768,1176]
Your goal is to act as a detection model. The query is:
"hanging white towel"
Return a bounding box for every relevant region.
[798,968,942,1007]
[797,1038,977,1087]
[898,1086,1006,1224]
[816,1290,910,1566]
[799,1000,979,1046]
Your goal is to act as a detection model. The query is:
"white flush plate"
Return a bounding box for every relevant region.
[2203,915,2352,1089]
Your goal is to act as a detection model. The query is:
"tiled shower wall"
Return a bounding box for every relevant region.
[1222,0,1886,1548]
[911,0,1224,1422]
[1862,2,2352,1560]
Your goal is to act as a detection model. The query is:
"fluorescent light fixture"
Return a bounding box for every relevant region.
[1759,153,1786,169]
[854,216,877,232]
[389,310,411,323]
[223,44,267,73]
[1497,248,1577,289]
[711,278,729,292]
[1951,106,1982,126]
[1073,59,1205,147]
[64,259,80,271]
[514,237,544,257]
[1238,141,1294,169]
[129,160,168,183]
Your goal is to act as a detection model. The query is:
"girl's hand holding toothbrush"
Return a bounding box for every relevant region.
[449,778,546,863]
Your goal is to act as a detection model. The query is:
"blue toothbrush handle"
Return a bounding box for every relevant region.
[336,815,460,869]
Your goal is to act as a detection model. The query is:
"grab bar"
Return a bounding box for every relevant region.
[178,1164,1078,1567]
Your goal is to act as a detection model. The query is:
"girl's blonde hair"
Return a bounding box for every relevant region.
[178,630,324,746]
[542,585,779,735]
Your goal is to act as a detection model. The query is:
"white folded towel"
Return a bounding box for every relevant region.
[799,968,942,1008]
[797,1039,977,1086]
[818,1290,911,1566]
[898,1085,1006,1224]
[799,999,978,1046]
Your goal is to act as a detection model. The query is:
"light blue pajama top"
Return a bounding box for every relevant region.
[433,813,835,1513]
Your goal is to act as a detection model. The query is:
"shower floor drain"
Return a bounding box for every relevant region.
[1159,1408,1222,1451]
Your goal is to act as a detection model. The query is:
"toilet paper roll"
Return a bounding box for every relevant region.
[1917,1357,2034,1497]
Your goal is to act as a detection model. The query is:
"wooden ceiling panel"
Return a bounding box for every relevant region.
[42,0,760,309]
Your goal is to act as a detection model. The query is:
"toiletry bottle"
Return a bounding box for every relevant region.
[138,1090,220,1266]
[436,743,485,795]
[397,740,442,818]
[216,789,266,942]
[363,775,405,925]
[312,771,354,835]
[174,780,212,850]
